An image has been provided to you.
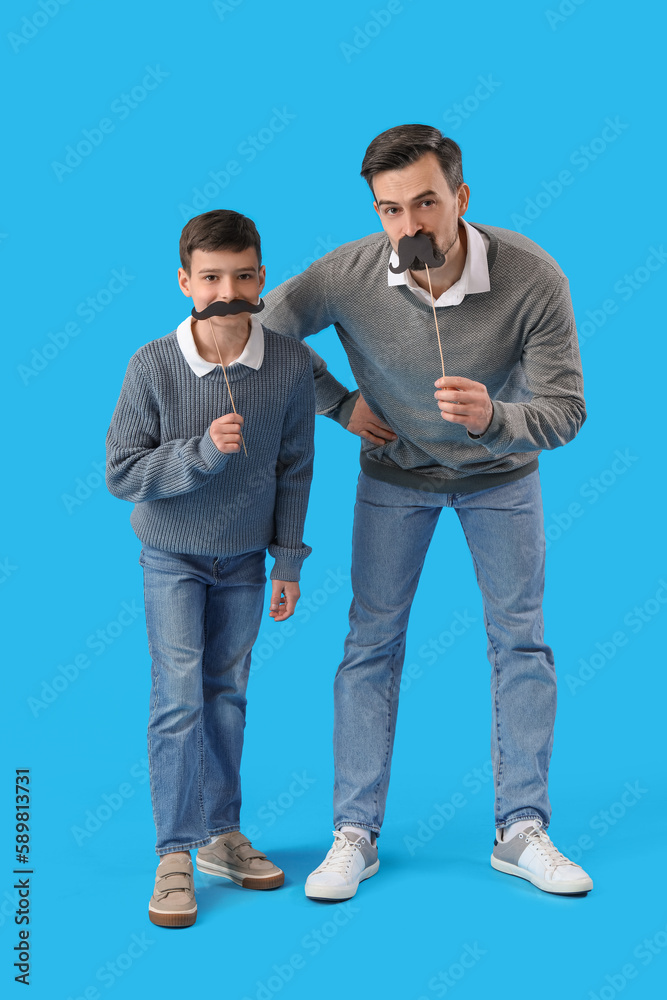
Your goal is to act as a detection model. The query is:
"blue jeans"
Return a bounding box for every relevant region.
[139,544,266,855]
[333,469,555,835]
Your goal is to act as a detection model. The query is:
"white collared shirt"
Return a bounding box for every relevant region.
[387,217,491,307]
[176,313,264,377]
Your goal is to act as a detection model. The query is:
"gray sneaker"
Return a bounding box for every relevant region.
[491,822,593,894]
[305,830,379,901]
[196,831,284,889]
[148,855,197,928]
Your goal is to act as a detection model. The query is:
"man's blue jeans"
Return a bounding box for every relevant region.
[333,469,555,835]
[139,544,266,855]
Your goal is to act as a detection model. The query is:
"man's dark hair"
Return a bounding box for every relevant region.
[179,209,262,274]
[360,124,464,197]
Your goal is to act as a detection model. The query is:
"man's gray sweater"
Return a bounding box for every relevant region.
[261,223,585,493]
[106,327,315,581]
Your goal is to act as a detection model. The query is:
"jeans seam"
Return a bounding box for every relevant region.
[143,567,162,853]
[497,812,547,830]
[370,639,401,826]
[207,825,241,838]
[196,594,209,834]
[457,517,505,818]
[156,834,213,856]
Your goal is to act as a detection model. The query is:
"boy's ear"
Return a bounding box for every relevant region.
[258,264,266,295]
[177,267,192,297]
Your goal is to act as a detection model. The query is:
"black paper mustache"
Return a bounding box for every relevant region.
[191,298,265,320]
[389,232,446,274]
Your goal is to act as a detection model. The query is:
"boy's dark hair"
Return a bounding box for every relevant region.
[360,124,464,197]
[179,209,262,274]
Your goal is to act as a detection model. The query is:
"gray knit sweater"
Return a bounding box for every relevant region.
[262,223,586,492]
[105,326,315,581]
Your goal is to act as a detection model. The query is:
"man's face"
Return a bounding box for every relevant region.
[178,247,266,320]
[372,152,470,266]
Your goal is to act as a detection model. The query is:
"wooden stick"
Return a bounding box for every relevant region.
[208,318,248,457]
[424,263,446,381]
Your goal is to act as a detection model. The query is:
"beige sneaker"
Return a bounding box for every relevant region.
[196,831,284,889]
[148,855,197,927]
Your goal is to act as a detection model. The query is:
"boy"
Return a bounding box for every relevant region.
[106,209,315,927]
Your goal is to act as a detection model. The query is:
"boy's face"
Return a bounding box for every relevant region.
[178,247,266,322]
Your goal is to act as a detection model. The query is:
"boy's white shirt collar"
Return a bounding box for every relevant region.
[387,218,491,307]
[176,313,264,377]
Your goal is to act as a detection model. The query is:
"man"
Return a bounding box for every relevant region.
[262,123,593,899]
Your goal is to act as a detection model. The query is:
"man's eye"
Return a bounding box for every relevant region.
[384,207,398,215]
[238,273,252,280]
[203,275,217,281]
[421,200,435,207]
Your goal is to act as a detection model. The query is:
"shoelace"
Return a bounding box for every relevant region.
[313,831,360,875]
[522,825,575,870]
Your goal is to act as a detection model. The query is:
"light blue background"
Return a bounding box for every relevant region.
[2,1,666,997]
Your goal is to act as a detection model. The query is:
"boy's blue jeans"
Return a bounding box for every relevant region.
[333,469,555,835]
[139,544,266,855]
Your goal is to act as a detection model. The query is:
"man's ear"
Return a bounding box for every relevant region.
[457,183,471,218]
[373,200,380,219]
[177,267,192,298]
[258,264,266,295]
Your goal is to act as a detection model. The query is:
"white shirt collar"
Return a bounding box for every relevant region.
[387,218,491,307]
[176,313,264,377]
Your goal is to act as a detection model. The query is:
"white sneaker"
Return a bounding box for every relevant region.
[491,821,593,894]
[305,830,379,901]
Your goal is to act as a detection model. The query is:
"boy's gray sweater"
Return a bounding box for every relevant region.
[261,224,586,493]
[106,326,315,581]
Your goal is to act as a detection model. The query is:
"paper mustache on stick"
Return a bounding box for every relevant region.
[390,233,447,381]
[388,232,446,273]
[191,298,265,320]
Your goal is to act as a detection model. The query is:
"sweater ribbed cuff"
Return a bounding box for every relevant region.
[326,389,360,428]
[268,543,313,582]
[198,428,232,471]
[466,403,504,449]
